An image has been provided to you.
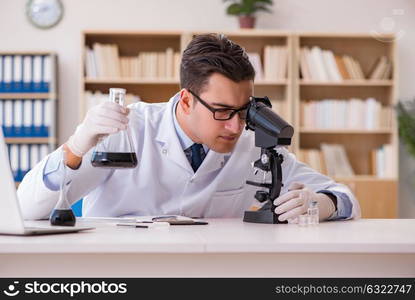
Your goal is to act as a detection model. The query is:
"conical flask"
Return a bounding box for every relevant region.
[50,148,76,226]
[91,88,137,168]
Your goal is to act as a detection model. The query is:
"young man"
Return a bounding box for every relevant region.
[18,34,360,221]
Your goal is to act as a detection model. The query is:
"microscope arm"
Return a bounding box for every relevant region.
[269,149,284,223]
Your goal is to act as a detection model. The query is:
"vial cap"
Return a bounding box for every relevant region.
[309,200,318,208]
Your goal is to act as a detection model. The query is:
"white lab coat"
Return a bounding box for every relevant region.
[17,94,361,220]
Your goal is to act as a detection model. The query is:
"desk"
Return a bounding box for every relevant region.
[0,219,414,277]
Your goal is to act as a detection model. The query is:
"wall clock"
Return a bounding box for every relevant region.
[26,0,64,29]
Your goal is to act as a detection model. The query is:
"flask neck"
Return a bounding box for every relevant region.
[109,88,126,106]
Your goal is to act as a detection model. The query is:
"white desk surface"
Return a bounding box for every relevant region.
[1,218,414,254]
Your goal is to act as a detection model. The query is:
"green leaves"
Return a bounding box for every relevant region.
[223,0,274,16]
[226,3,243,15]
[397,100,415,158]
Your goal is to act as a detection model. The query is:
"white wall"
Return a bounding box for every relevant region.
[1,0,415,216]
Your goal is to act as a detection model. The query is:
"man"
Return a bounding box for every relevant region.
[18,34,360,221]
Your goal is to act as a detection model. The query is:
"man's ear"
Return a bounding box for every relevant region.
[179,89,193,115]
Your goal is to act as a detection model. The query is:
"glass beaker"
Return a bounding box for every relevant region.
[91,88,137,168]
[50,148,76,226]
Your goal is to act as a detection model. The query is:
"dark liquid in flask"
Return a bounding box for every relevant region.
[91,152,138,168]
[50,209,76,226]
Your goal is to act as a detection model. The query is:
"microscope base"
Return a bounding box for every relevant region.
[243,210,287,224]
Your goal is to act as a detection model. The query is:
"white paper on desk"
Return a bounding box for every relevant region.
[77,217,137,223]
[78,215,197,223]
[133,215,197,222]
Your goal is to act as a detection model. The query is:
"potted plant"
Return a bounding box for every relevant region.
[223,0,274,29]
[397,100,415,159]
[397,99,415,190]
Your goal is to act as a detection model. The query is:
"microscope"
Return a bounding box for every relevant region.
[243,96,294,224]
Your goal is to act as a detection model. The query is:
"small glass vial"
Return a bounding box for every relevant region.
[307,200,319,226]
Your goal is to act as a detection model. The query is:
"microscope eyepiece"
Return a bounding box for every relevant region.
[245,96,294,148]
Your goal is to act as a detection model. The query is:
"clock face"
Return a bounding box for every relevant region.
[26,0,63,29]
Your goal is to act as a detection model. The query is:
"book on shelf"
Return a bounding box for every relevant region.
[85,90,141,111]
[300,97,392,130]
[263,45,287,81]
[298,148,326,174]
[247,52,263,81]
[85,44,181,80]
[322,49,342,82]
[173,52,181,80]
[300,144,397,179]
[90,43,121,78]
[321,143,355,177]
[246,46,287,82]
[310,46,329,81]
[334,55,350,80]
[300,47,369,81]
[368,56,393,80]
[299,144,354,177]
[300,48,312,80]
[371,144,396,178]
[342,55,365,79]
[0,54,53,93]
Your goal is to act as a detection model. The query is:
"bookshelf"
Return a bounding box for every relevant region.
[81,30,187,117]
[81,30,293,124]
[0,52,58,186]
[80,30,398,218]
[293,33,398,218]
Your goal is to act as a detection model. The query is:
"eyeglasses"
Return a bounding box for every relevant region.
[188,89,249,121]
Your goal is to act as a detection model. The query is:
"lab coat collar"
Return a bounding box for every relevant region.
[155,93,227,176]
[196,149,227,177]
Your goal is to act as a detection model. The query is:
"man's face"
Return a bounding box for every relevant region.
[187,73,253,153]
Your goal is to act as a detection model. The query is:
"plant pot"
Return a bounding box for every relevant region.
[238,15,256,29]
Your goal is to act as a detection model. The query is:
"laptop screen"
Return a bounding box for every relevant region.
[0,130,26,233]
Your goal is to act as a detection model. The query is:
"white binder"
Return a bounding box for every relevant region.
[23,56,32,91]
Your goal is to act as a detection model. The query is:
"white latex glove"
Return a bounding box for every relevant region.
[67,102,129,157]
[273,182,336,223]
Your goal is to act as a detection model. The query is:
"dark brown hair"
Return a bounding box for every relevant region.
[180,33,255,95]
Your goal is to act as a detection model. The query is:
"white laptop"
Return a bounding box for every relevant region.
[0,130,94,235]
